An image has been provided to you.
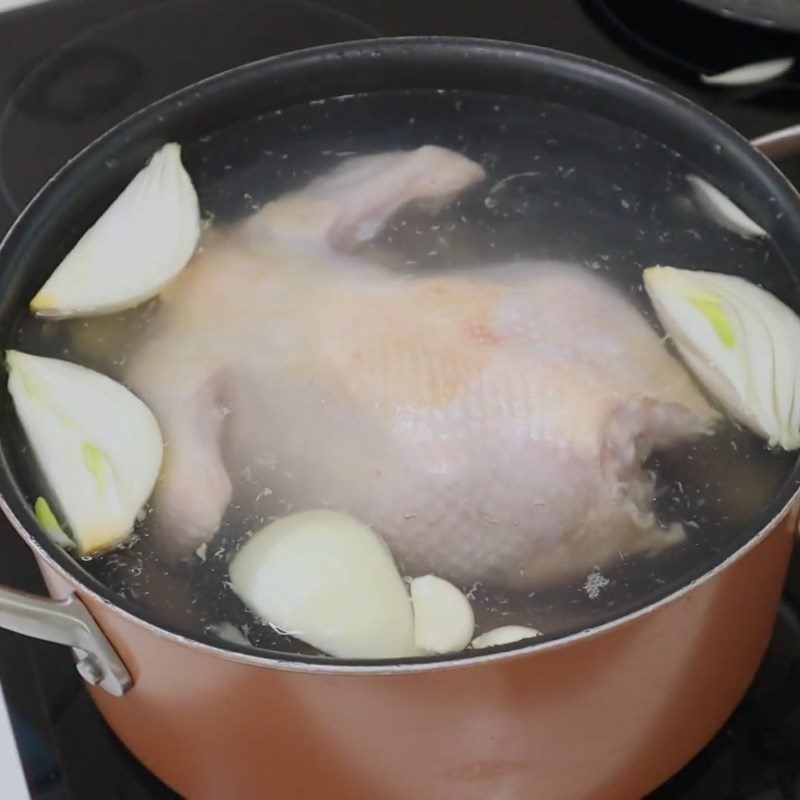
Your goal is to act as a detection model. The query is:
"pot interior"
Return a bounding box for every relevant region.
[1,39,799,666]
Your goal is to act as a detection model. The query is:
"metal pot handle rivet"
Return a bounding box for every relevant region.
[0,586,132,696]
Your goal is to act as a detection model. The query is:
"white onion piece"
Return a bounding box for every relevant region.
[410,575,474,654]
[31,143,200,318]
[701,57,793,86]
[643,266,800,450]
[7,350,163,553]
[471,625,542,649]
[687,176,767,239]
[229,510,415,659]
[34,497,74,550]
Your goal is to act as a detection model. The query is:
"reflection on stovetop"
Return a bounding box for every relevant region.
[584,0,800,89]
[3,0,800,231]
[1,0,800,797]
[0,0,380,219]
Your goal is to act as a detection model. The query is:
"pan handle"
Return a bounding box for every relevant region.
[0,586,132,696]
[751,124,800,161]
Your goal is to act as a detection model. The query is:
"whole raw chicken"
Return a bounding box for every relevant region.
[128,145,716,588]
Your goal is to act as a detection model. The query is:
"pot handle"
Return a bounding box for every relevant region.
[0,586,132,696]
[751,124,800,160]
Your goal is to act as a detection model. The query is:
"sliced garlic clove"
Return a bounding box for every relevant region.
[7,350,163,553]
[643,266,800,450]
[229,510,415,659]
[701,57,794,86]
[687,176,767,239]
[31,143,200,318]
[410,575,474,654]
[34,496,74,550]
[471,625,542,649]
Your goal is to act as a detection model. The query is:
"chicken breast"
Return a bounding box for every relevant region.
[127,145,716,588]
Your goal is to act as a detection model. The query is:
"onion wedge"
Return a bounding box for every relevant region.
[7,350,163,553]
[643,266,800,450]
[687,175,767,239]
[229,510,416,659]
[30,143,200,318]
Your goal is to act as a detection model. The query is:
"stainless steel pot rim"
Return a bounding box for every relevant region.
[1,36,799,674]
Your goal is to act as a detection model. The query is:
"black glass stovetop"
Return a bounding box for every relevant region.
[3,0,800,797]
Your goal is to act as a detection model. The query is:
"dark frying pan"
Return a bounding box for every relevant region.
[0,37,798,800]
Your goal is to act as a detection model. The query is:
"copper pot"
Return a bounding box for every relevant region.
[0,39,799,800]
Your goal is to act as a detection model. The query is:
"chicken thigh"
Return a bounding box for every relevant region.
[128,145,716,588]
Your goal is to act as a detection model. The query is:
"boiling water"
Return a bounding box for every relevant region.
[13,90,798,658]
